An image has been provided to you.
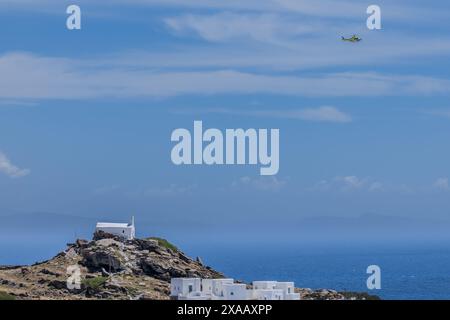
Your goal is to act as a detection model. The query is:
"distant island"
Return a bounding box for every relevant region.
[0,231,380,300]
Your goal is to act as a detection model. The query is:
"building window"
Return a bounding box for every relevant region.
[188,285,193,293]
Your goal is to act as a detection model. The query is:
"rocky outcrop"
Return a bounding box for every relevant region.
[77,234,223,281]
[0,232,222,300]
[80,239,125,272]
[134,238,159,251]
[297,288,345,300]
[92,230,123,241]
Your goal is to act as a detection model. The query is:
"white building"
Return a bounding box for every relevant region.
[253,281,277,290]
[171,278,202,299]
[95,216,135,240]
[252,289,284,300]
[275,282,300,300]
[250,281,300,300]
[170,277,301,300]
[222,283,249,300]
[211,279,234,297]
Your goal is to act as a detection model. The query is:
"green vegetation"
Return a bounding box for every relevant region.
[0,291,16,300]
[148,237,179,252]
[82,276,108,291]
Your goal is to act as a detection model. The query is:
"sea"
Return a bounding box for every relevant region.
[187,242,450,300]
[1,234,450,300]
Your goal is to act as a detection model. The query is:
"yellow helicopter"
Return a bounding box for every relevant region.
[341,35,362,43]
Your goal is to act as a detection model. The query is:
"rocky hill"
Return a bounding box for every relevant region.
[0,232,379,300]
[0,231,223,300]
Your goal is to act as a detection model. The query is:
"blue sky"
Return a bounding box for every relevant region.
[1,0,450,243]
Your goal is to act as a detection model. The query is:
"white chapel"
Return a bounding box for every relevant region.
[95,216,136,240]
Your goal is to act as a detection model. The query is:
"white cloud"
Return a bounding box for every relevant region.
[433,177,449,191]
[311,177,450,195]
[232,176,287,191]
[336,176,366,190]
[111,34,450,71]
[2,52,450,100]
[0,151,30,178]
[368,181,384,192]
[313,176,383,192]
[3,0,446,24]
[95,184,198,197]
[0,100,38,107]
[290,106,352,123]
[165,12,320,44]
[177,106,352,123]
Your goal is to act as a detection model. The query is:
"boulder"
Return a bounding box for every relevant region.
[140,258,189,280]
[134,239,159,251]
[93,230,124,242]
[48,279,67,290]
[76,239,89,248]
[140,258,169,279]
[196,256,204,265]
[39,268,62,277]
[95,238,123,248]
[178,252,192,263]
[81,248,123,272]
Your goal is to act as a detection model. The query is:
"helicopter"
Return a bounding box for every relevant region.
[341,35,362,42]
